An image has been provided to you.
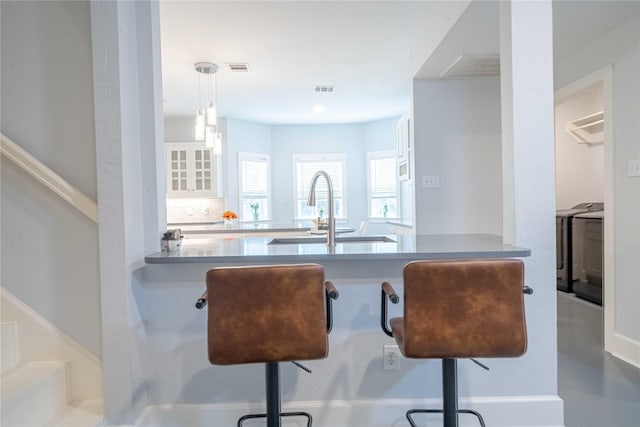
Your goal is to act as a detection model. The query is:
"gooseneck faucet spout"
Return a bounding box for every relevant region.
[307,170,336,248]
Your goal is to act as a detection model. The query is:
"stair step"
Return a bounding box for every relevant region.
[46,399,104,427]
[1,361,68,427]
[1,322,19,374]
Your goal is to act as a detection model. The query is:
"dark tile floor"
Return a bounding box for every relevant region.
[557,292,640,427]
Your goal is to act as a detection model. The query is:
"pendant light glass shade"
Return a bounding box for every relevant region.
[213,132,222,155]
[207,102,217,126]
[205,125,215,148]
[194,62,222,154]
[195,108,205,141]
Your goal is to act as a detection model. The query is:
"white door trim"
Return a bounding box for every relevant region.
[554,65,626,364]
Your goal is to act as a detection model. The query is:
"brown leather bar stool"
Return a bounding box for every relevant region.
[195,263,339,427]
[380,259,532,427]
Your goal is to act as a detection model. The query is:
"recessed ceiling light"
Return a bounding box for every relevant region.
[313,105,325,113]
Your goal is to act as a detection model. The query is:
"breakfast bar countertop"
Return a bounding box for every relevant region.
[169,222,311,234]
[145,233,530,264]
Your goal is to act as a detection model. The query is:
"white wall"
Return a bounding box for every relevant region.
[556,12,640,360]
[163,116,195,142]
[225,118,272,213]
[364,117,401,234]
[555,85,604,209]
[412,78,503,235]
[364,117,399,152]
[91,0,166,422]
[0,0,101,358]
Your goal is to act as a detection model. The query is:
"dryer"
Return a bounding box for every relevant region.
[556,202,603,292]
[573,210,604,305]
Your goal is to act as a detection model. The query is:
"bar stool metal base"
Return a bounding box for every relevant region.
[405,359,486,427]
[406,409,485,427]
[237,412,312,427]
[237,362,313,427]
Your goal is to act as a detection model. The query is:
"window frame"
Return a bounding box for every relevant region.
[238,151,271,222]
[292,153,347,221]
[366,149,399,221]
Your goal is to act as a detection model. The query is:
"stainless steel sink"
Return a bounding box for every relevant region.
[268,235,396,245]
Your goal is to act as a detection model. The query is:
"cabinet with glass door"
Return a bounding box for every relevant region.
[166,142,218,197]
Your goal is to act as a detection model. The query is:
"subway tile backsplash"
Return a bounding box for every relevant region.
[166,198,225,223]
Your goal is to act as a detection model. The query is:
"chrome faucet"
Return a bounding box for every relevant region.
[307,170,336,248]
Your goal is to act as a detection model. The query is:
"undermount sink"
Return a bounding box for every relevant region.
[268,235,396,245]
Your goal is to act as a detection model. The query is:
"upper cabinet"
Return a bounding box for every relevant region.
[397,112,411,181]
[166,142,218,197]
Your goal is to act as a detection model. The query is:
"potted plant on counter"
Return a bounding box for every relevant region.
[250,202,260,222]
[222,210,238,228]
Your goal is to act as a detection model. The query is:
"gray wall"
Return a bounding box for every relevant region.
[1,0,101,357]
[412,78,503,235]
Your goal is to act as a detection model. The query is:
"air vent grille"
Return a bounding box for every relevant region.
[440,54,500,79]
[227,63,250,72]
[314,85,335,93]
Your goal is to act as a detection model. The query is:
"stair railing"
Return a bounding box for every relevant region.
[0,133,98,223]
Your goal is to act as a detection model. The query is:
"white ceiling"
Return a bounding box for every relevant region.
[159,1,640,125]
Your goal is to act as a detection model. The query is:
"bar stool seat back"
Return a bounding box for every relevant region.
[207,263,329,365]
[380,258,531,427]
[395,259,527,359]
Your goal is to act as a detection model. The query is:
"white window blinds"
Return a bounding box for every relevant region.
[239,152,270,221]
[293,154,346,218]
[369,157,396,196]
[241,159,268,195]
[295,160,344,200]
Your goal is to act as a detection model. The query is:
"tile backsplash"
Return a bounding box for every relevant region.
[166,198,225,223]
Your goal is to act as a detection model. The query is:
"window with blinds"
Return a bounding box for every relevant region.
[293,154,345,219]
[367,150,398,219]
[239,152,270,221]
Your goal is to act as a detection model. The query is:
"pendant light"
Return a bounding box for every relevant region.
[194,62,222,154]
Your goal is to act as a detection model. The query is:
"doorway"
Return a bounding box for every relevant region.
[554,66,615,356]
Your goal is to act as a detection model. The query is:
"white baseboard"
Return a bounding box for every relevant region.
[0,287,103,401]
[607,332,640,369]
[136,396,564,427]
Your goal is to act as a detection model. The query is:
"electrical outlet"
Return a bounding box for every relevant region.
[383,344,400,370]
[628,159,640,177]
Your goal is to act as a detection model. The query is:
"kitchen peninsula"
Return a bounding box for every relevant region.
[146,233,529,264]
[137,234,546,427]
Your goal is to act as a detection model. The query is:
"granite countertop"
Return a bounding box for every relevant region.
[170,222,312,234]
[385,219,413,228]
[145,233,530,264]
[172,222,356,235]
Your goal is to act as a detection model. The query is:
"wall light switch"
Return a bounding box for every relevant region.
[422,175,440,188]
[628,160,640,177]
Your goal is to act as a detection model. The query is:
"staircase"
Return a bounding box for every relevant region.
[1,315,104,427]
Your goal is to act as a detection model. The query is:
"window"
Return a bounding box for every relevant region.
[367,150,398,219]
[293,154,346,219]
[238,152,270,221]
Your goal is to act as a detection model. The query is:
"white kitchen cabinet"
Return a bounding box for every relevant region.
[166,143,218,197]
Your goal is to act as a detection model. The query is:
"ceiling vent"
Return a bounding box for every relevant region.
[440,54,500,79]
[314,85,335,93]
[227,63,250,72]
